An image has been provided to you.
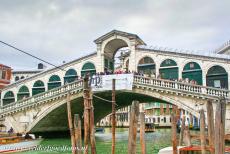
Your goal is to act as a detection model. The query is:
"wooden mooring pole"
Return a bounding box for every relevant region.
[207,100,215,154]
[74,114,82,154]
[179,113,185,146]
[140,105,146,154]
[200,109,206,154]
[89,90,96,154]
[83,77,90,154]
[67,93,76,154]
[171,105,179,154]
[171,111,178,154]
[128,101,139,154]
[215,98,226,154]
[111,79,116,154]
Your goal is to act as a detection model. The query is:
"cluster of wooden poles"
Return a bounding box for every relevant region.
[66,76,227,154]
[66,77,147,154]
[171,99,226,154]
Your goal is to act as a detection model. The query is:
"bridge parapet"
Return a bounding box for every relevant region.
[133,75,229,100]
[1,75,229,117]
[0,80,83,117]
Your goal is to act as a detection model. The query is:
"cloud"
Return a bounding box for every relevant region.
[0,0,230,70]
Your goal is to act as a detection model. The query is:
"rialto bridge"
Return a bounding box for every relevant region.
[0,30,230,133]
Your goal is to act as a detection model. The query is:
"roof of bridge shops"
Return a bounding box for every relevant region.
[2,30,230,90]
[93,30,230,61]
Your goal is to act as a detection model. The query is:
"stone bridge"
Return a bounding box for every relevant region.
[0,75,229,133]
[0,30,230,133]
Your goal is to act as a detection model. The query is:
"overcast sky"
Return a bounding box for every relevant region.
[0,0,230,70]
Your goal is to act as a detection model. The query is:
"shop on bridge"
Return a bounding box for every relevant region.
[17,85,30,100]
[64,69,78,84]
[182,62,203,85]
[206,65,228,89]
[137,57,155,77]
[32,80,45,96]
[48,75,61,90]
[2,91,15,105]
[81,62,96,77]
[159,59,178,80]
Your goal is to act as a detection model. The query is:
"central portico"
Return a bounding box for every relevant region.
[94,30,146,73]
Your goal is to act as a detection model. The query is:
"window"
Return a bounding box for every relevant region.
[2,70,6,79]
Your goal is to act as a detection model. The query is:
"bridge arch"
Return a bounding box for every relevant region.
[26,89,199,133]
[81,62,96,77]
[48,75,61,90]
[137,56,155,77]
[17,85,30,100]
[182,62,203,85]
[206,65,228,89]
[64,68,78,84]
[2,91,15,106]
[159,59,178,80]
[32,80,45,96]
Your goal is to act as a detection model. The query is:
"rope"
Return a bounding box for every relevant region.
[93,94,118,106]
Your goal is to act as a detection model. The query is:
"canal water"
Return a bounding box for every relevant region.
[19,128,172,154]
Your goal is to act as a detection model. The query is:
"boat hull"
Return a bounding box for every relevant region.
[0,139,43,153]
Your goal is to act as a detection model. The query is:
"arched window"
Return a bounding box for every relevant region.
[15,76,19,81]
[206,65,228,89]
[48,75,61,90]
[137,57,155,76]
[182,62,202,85]
[81,62,96,77]
[32,80,45,96]
[159,59,178,80]
[64,69,78,84]
[17,86,30,100]
[2,91,15,105]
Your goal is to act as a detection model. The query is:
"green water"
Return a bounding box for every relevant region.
[19,128,172,154]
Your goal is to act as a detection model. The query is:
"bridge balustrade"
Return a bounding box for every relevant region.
[133,75,229,98]
[0,80,83,115]
[0,75,229,116]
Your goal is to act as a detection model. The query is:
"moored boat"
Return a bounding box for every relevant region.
[145,123,155,132]
[0,134,43,153]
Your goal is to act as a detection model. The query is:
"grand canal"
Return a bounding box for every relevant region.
[19,128,172,154]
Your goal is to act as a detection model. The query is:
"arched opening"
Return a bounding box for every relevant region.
[206,65,228,89]
[48,75,61,90]
[81,62,96,77]
[64,69,78,84]
[21,76,25,79]
[137,57,155,77]
[182,62,202,85]
[17,86,30,100]
[2,91,15,105]
[15,76,19,81]
[159,59,178,80]
[103,39,129,73]
[32,80,45,96]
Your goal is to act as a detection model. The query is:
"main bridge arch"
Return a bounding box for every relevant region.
[27,90,200,133]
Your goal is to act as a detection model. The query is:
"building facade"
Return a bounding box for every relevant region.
[97,102,196,128]
[0,64,12,89]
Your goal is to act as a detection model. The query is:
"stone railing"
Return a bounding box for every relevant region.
[133,75,229,99]
[1,75,229,116]
[0,80,83,116]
